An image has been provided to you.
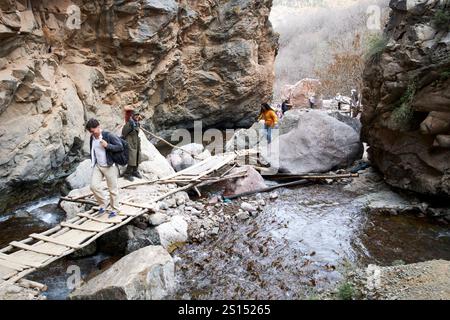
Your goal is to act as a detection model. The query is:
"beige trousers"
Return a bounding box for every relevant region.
[90,164,120,211]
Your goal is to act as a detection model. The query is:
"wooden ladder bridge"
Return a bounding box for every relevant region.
[0,152,246,291]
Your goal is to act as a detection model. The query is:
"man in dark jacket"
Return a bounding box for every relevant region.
[281,99,292,115]
[122,108,142,182]
[86,118,124,218]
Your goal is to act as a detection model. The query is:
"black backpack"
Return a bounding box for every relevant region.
[103,131,129,166]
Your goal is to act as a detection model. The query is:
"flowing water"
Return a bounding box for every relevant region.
[172,184,450,300]
[0,185,449,300]
[0,195,114,300]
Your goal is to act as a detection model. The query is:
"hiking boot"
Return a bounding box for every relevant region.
[132,171,143,179]
[124,174,134,182]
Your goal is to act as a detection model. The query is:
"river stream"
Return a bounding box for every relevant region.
[0,184,449,300]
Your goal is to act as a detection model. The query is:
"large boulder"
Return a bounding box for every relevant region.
[60,186,91,219]
[223,166,267,196]
[279,109,303,135]
[166,143,211,172]
[327,111,362,134]
[70,246,175,300]
[281,109,362,136]
[65,159,92,190]
[281,78,323,108]
[264,110,363,174]
[361,0,450,197]
[138,130,175,179]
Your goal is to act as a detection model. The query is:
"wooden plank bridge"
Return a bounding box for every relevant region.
[0,152,244,291]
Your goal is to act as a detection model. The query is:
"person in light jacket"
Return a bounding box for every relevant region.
[86,118,123,218]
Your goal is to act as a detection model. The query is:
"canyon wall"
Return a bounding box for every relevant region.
[0,0,278,209]
[362,0,450,197]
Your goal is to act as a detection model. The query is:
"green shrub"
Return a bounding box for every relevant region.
[391,259,406,266]
[390,81,417,131]
[337,282,355,300]
[365,34,389,61]
[440,70,450,81]
[433,9,450,32]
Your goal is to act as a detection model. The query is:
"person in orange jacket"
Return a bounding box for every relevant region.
[258,103,278,144]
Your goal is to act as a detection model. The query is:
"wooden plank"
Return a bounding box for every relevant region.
[9,242,64,257]
[0,265,17,280]
[0,152,238,285]
[0,252,42,268]
[53,230,95,247]
[118,205,144,216]
[29,234,81,249]
[9,251,52,267]
[0,258,27,271]
[61,221,112,232]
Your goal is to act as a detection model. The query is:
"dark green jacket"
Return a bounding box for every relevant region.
[122,120,141,166]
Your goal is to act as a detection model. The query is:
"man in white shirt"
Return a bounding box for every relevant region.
[85,118,124,218]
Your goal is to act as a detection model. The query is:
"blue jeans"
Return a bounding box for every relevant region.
[264,125,272,144]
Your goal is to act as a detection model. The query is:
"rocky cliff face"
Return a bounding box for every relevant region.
[0,0,278,209]
[362,0,450,197]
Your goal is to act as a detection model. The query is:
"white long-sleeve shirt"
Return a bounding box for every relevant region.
[91,133,108,167]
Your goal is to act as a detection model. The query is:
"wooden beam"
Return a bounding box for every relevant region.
[9,242,63,257]
[224,179,310,200]
[59,197,97,206]
[17,279,48,291]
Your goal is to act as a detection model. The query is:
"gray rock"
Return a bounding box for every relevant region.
[279,109,303,135]
[70,242,97,259]
[236,211,250,220]
[65,159,93,190]
[223,166,267,197]
[155,215,188,250]
[126,228,160,254]
[210,227,220,236]
[327,111,362,134]
[263,110,363,174]
[166,143,211,172]
[269,192,279,200]
[240,202,257,212]
[148,212,169,226]
[15,209,30,218]
[142,0,178,13]
[98,225,160,255]
[70,246,175,300]
[139,130,175,180]
[158,202,169,210]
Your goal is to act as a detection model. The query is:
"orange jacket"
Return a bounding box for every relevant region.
[258,109,278,128]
